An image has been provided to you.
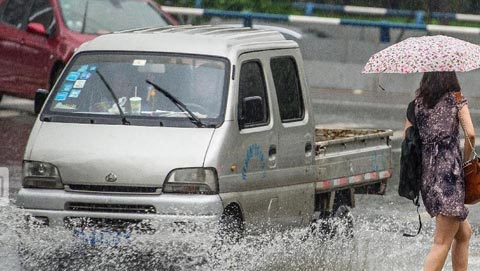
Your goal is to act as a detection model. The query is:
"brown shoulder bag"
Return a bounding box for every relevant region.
[455,92,480,205]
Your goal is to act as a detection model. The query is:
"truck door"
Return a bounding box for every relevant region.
[270,54,314,168]
[268,52,316,226]
[234,54,280,227]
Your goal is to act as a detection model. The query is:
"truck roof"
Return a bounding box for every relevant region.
[77,25,299,57]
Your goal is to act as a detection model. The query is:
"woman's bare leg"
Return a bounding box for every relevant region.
[424,215,460,271]
[451,219,471,271]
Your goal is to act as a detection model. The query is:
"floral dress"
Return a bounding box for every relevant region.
[414,92,469,221]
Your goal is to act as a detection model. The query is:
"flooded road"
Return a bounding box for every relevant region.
[1,91,480,270]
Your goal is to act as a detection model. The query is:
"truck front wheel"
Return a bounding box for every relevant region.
[217,204,244,243]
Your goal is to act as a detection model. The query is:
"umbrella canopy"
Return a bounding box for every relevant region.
[362,35,480,74]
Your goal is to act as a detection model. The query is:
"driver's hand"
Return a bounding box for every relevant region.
[91,101,110,112]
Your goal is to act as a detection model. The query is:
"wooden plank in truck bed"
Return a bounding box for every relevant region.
[315,128,393,148]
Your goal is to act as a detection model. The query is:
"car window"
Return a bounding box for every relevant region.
[28,0,54,32]
[238,61,269,127]
[271,56,305,122]
[1,0,32,29]
[58,0,169,34]
[43,53,229,127]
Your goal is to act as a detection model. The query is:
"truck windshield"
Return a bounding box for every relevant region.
[58,0,169,34]
[44,53,229,127]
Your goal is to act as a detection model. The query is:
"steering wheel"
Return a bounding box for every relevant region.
[184,102,208,115]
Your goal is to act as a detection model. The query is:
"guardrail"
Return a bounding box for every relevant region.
[292,2,480,24]
[293,2,425,24]
[162,6,480,43]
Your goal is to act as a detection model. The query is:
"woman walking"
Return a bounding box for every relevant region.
[404,71,474,271]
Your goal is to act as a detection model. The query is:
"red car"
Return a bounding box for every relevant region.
[0,0,176,101]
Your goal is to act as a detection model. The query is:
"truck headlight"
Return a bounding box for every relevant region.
[163,168,218,194]
[22,161,63,189]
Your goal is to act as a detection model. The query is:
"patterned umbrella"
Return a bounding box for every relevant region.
[362,35,480,74]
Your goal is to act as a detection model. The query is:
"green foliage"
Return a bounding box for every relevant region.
[206,0,293,13]
[158,0,295,13]
[156,0,480,16]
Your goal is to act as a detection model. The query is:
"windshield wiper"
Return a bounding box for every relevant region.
[145,79,205,128]
[80,0,89,33]
[95,69,130,125]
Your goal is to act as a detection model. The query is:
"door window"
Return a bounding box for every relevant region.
[28,0,54,32]
[1,0,32,28]
[238,61,269,128]
[270,57,305,122]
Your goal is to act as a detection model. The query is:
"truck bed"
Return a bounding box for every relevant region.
[314,127,393,192]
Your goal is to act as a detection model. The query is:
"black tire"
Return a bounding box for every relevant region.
[331,205,354,238]
[217,205,244,243]
[50,64,64,89]
[311,206,354,239]
[0,92,3,104]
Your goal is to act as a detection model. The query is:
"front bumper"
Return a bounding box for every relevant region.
[16,188,224,228]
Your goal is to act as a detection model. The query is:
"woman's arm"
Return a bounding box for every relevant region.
[459,104,475,162]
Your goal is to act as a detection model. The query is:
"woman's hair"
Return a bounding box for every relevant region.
[416,71,460,109]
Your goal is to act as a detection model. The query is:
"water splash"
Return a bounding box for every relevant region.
[1,201,479,271]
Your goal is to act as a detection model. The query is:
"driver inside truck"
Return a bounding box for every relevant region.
[90,65,145,114]
[189,61,224,118]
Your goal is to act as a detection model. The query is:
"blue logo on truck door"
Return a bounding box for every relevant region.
[242,144,266,181]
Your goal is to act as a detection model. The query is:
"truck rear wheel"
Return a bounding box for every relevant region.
[311,189,355,239]
[331,205,354,238]
[311,206,354,239]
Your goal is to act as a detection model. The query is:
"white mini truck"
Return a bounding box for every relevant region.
[17,25,393,237]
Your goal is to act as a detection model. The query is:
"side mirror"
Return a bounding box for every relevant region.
[26,22,48,36]
[239,96,264,129]
[34,89,49,115]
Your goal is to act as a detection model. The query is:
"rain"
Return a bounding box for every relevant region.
[2,1,480,270]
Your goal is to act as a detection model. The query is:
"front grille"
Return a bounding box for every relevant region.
[67,184,160,194]
[65,202,156,214]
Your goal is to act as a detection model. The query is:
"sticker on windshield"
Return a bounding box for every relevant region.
[66,72,80,81]
[61,82,73,92]
[80,72,91,80]
[73,80,86,88]
[54,92,69,101]
[68,89,82,98]
[89,66,97,71]
[132,59,147,66]
[78,65,89,73]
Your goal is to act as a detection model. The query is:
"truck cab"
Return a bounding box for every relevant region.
[17,26,392,236]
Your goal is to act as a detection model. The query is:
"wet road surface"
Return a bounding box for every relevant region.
[1,90,480,270]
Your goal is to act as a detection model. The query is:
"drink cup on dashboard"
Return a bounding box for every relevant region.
[130,97,142,114]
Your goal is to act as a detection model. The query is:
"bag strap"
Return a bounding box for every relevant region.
[403,200,422,237]
[454,92,478,159]
[403,102,422,237]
